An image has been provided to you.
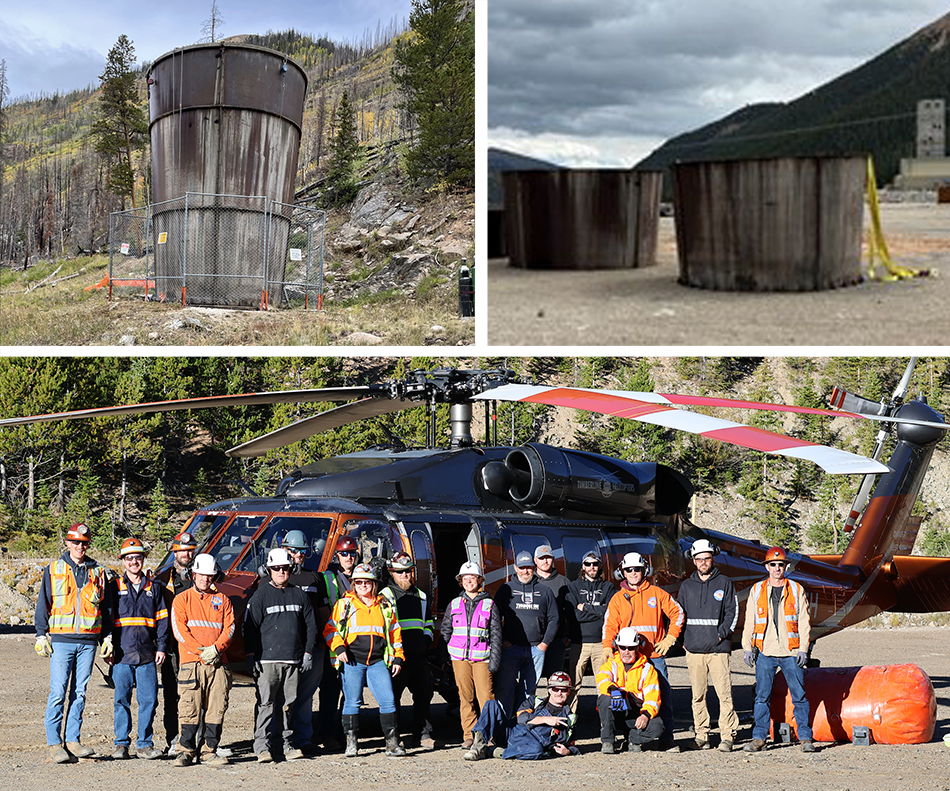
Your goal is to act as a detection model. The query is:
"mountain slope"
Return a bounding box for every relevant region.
[638,11,950,186]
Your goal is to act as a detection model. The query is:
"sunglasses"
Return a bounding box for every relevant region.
[271,565,291,572]
[623,567,645,573]
[392,569,412,574]
[767,562,786,568]
[339,551,358,557]
[550,687,570,693]
[617,644,639,651]
[582,560,600,566]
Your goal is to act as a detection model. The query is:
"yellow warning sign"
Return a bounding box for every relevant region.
[158,232,168,245]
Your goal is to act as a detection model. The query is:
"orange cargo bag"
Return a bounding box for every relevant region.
[770,664,936,744]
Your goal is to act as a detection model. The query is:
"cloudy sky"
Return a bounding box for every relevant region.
[1,0,412,99]
[488,0,950,168]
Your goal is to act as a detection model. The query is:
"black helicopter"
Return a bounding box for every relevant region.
[2,362,949,666]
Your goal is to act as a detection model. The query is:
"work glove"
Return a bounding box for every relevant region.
[200,645,220,665]
[743,650,755,668]
[35,635,53,658]
[302,652,313,673]
[796,651,808,668]
[609,689,627,712]
[100,635,114,660]
[654,634,676,656]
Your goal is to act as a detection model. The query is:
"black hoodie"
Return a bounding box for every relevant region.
[494,573,559,647]
[678,566,738,654]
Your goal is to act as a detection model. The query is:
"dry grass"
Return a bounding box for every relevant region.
[0,255,474,347]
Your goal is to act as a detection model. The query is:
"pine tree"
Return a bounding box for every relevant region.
[324,91,360,205]
[392,0,475,187]
[91,35,148,209]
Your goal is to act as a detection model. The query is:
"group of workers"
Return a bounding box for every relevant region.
[34,523,815,764]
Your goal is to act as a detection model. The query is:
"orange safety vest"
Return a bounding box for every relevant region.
[749,579,803,652]
[48,559,107,635]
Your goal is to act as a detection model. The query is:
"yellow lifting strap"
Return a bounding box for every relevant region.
[864,156,927,282]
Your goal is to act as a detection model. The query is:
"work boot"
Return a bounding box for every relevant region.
[460,738,474,750]
[719,740,734,752]
[284,746,305,761]
[136,746,163,760]
[201,751,229,766]
[49,744,71,764]
[801,739,817,753]
[257,750,273,763]
[343,714,359,758]
[491,747,505,759]
[743,739,767,753]
[66,742,95,758]
[173,752,194,767]
[694,738,711,750]
[628,742,642,753]
[601,741,616,754]
[382,713,406,758]
[112,745,130,760]
[463,731,486,761]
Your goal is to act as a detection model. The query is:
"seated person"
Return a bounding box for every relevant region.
[463,671,578,761]
[596,626,665,753]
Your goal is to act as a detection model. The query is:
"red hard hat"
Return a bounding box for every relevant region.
[336,536,358,553]
[66,523,92,543]
[763,547,788,564]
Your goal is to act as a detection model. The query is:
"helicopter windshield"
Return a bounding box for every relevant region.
[234,515,335,574]
[204,514,267,573]
[153,511,235,577]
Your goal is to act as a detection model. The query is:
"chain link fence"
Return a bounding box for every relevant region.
[108,193,326,309]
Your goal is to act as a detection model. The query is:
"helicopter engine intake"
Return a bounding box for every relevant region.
[481,443,693,518]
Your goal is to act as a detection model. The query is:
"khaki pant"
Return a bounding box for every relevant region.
[686,651,738,741]
[451,660,493,741]
[567,642,600,713]
[178,662,232,756]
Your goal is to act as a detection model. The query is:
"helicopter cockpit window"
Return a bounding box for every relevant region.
[153,512,231,577]
[346,520,394,565]
[204,514,267,573]
[234,516,334,574]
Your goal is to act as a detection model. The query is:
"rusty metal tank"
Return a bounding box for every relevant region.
[147,43,307,307]
[673,156,865,291]
[503,169,662,269]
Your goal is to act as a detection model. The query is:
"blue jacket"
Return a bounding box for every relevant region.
[110,574,170,665]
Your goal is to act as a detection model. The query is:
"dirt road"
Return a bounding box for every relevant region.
[2,624,949,790]
[488,203,950,346]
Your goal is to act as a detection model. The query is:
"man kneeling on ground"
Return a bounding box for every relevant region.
[463,671,578,760]
[596,626,664,753]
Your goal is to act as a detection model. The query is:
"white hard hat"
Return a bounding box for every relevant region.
[687,539,719,560]
[456,561,483,580]
[267,548,292,568]
[191,553,219,576]
[616,626,641,648]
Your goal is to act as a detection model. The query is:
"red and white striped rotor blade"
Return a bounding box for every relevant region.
[475,385,889,475]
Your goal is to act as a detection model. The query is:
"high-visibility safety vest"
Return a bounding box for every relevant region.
[48,559,107,635]
[595,652,661,719]
[446,595,493,662]
[380,585,434,638]
[748,579,805,652]
[321,570,347,608]
[326,591,402,668]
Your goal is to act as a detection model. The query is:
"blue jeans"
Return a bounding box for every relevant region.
[113,661,159,749]
[651,656,675,742]
[753,654,812,741]
[340,661,396,715]
[494,645,538,717]
[44,642,97,745]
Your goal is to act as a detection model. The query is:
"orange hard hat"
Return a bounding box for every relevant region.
[172,532,197,552]
[763,547,788,564]
[119,537,146,559]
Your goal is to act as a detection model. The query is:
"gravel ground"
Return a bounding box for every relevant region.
[487,203,950,347]
[1,624,949,791]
